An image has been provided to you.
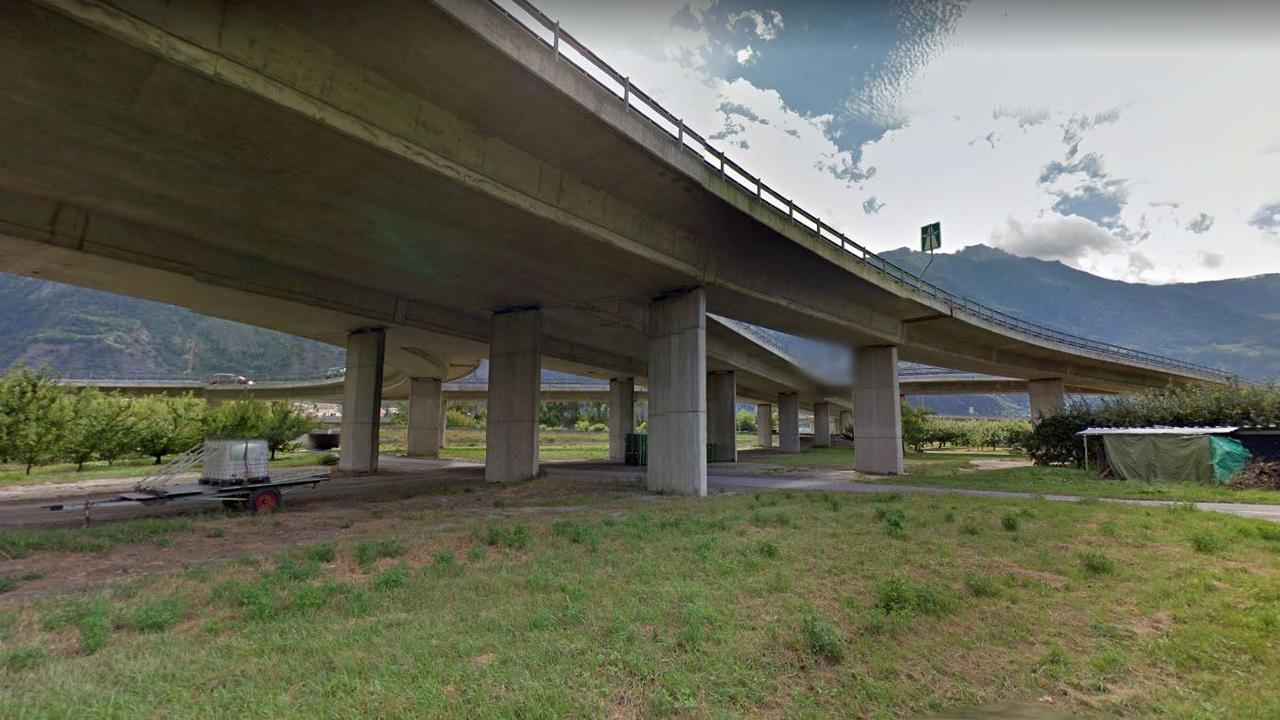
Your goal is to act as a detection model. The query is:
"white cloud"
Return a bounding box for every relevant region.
[735,45,755,65]
[727,9,783,41]
[532,0,1280,283]
[989,216,1120,266]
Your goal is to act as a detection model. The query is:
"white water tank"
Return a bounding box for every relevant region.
[202,438,270,485]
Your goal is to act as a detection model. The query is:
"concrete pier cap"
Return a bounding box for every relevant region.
[646,287,707,497]
[485,307,542,483]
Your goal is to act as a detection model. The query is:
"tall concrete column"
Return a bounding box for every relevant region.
[339,328,385,473]
[406,378,443,458]
[1028,378,1066,423]
[779,392,800,453]
[813,401,831,448]
[853,345,903,475]
[756,403,773,448]
[706,371,737,462]
[838,410,851,437]
[485,308,541,483]
[439,398,448,449]
[608,377,635,462]
[647,288,706,496]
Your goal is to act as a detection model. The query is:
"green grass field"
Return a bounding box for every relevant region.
[2,482,1279,717]
[738,447,1280,505]
[382,429,762,463]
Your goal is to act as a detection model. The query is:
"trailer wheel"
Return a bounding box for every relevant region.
[248,488,282,514]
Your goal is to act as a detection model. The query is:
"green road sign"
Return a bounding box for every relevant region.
[921,222,941,252]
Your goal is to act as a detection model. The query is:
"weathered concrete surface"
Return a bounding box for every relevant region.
[647,289,706,497]
[813,401,831,448]
[406,377,443,458]
[608,377,634,462]
[339,328,384,473]
[485,309,541,483]
[779,392,800,454]
[756,403,773,449]
[1029,378,1066,422]
[853,346,903,475]
[707,370,737,462]
[0,0,1225,402]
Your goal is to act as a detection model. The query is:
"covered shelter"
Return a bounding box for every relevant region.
[1077,427,1250,484]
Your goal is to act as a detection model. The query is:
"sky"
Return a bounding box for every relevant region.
[512,0,1280,284]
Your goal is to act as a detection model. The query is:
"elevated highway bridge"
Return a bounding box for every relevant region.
[0,0,1230,493]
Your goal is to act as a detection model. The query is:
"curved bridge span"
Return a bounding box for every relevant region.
[0,0,1227,490]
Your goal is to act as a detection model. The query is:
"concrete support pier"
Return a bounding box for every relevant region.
[756,403,773,448]
[339,328,385,473]
[406,378,443,458]
[853,345,904,475]
[779,392,800,453]
[813,401,831,447]
[838,410,851,437]
[1028,378,1066,423]
[647,288,707,496]
[707,371,737,462]
[486,308,542,483]
[608,377,635,462]
[439,400,448,449]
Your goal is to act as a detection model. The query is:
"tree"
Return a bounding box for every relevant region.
[92,392,138,466]
[61,388,101,471]
[258,402,317,459]
[0,368,70,474]
[61,389,137,470]
[900,401,935,454]
[204,399,266,439]
[133,396,205,464]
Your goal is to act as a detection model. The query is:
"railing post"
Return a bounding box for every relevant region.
[787,200,794,218]
[756,178,762,198]
[623,77,630,111]
[677,120,683,146]
[553,21,560,59]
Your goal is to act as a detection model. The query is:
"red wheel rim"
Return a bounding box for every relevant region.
[253,492,279,512]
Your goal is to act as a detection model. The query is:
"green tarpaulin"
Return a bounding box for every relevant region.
[1102,434,1250,484]
[1209,436,1251,484]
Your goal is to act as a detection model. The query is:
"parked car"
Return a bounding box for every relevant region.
[323,366,346,379]
[208,373,253,386]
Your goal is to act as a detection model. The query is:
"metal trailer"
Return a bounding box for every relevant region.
[47,439,330,517]
[47,470,330,516]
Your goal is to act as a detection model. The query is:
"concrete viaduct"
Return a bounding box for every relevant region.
[0,0,1230,495]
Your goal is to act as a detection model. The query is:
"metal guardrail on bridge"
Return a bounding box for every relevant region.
[488,0,1235,384]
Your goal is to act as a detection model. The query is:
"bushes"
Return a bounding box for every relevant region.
[0,366,323,472]
[1025,383,1280,467]
[446,408,484,429]
[901,401,1031,453]
[736,409,757,433]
